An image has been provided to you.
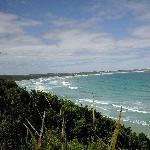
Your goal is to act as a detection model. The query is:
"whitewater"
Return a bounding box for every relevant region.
[17,71,150,137]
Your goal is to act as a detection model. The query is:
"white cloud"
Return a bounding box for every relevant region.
[0,0,150,74]
[0,12,40,35]
[0,12,43,54]
[131,25,150,39]
[127,1,150,22]
[83,0,129,20]
[0,10,149,61]
[84,0,150,21]
[44,28,115,54]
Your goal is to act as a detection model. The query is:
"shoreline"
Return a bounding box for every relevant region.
[1,78,150,149]
[2,71,150,137]
[0,69,150,81]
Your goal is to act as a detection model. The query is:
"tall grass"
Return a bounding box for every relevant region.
[60,106,65,150]
[109,106,123,150]
[92,98,96,133]
[23,111,45,150]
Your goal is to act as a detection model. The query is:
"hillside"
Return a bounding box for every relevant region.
[0,79,150,149]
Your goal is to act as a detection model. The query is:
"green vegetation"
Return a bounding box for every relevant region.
[109,107,122,150]
[0,79,150,149]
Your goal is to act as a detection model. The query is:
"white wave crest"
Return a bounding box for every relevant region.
[35,85,45,91]
[79,98,109,105]
[116,71,128,74]
[68,86,78,90]
[65,76,73,79]
[93,74,102,76]
[107,116,150,127]
[132,120,150,126]
[102,72,114,75]
[112,104,150,114]
[95,100,109,105]
[75,74,89,77]
[134,70,145,73]
[47,80,58,85]
[79,98,93,103]
[62,81,71,86]
[96,106,108,111]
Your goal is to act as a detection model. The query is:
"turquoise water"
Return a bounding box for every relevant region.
[17,71,150,137]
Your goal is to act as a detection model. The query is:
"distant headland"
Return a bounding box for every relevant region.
[0,68,150,81]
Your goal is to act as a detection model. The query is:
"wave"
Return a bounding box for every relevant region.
[112,104,150,114]
[96,106,108,111]
[93,74,102,76]
[116,71,128,74]
[109,116,150,127]
[108,116,118,120]
[76,100,108,112]
[68,86,78,90]
[35,85,46,91]
[40,79,59,86]
[101,71,130,75]
[75,74,89,77]
[35,81,42,86]
[133,70,145,73]
[95,100,109,105]
[64,76,73,79]
[127,108,150,114]
[132,120,150,126]
[49,80,58,85]
[78,98,109,105]
[102,72,114,75]
[79,98,93,103]
[62,81,71,86]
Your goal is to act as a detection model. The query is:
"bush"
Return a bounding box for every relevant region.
[0,79,150,149]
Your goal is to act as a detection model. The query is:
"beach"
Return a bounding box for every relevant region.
[17,71,150,137]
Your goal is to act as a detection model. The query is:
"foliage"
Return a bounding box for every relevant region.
[0,79,150,149]
[110,107,122,150]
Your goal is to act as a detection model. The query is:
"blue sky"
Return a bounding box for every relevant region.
[0,0,150,74]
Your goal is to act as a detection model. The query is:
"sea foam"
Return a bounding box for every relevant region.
[68,86,78,90]
[112,104,150,114]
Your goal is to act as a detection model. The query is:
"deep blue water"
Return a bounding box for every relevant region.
[17,71,150,136]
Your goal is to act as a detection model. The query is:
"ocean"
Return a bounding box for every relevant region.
[17,71,150,137]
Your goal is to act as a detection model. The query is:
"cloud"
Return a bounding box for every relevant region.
[83,0,150,21]
[127,1,150,22]
[0,0,150,74]
[0,12,40,35]
[44,28,115,53]
[131,25,150,39]
[0,12,43,52]
[6,0,30,5]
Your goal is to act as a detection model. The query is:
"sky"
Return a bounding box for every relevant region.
[0,0,150,74]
